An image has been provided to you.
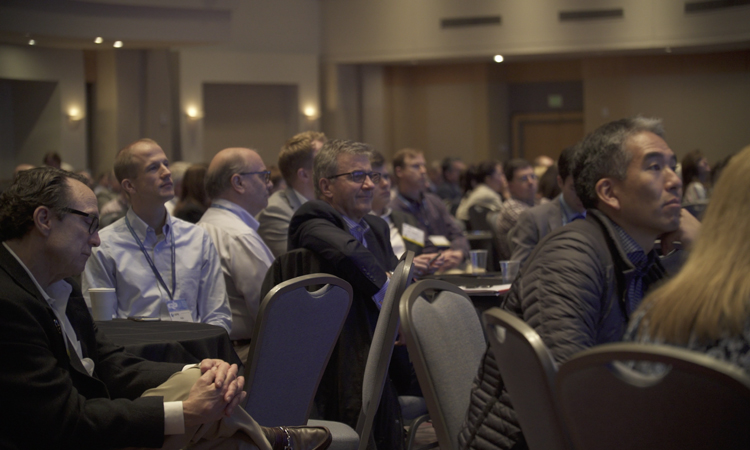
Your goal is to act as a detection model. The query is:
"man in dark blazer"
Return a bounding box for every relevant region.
[288,139,406,450]
[508,145,587,265]
[0,167,331,450]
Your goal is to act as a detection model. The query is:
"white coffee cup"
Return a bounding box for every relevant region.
[88,288,117,321]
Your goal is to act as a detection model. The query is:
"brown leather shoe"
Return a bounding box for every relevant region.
[262,426,332,450]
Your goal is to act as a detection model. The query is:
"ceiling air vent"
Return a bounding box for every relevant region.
[441,16,501,29]
[685,0,750,13]
[559,8,624,21]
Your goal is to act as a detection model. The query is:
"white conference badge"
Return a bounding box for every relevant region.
[428,235,451,248]
[167,299,193,322]
[402,223,426,247]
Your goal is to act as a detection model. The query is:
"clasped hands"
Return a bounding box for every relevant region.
[182,359,247,428]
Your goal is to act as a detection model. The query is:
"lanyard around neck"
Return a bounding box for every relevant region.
[125,215,176,300]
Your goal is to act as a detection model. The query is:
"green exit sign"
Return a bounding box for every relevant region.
[548,94,563,108]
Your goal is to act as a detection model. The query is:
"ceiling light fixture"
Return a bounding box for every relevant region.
[113,41,123,48]
[494,54,504,63]
[94,37,103,44]
[28,39,35,46]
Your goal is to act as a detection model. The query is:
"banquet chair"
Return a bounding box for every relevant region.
[242,273,355,442]
[399,280,486,450]
[354,251,420,450]
[556,342,750,450]
[482,308,572,450]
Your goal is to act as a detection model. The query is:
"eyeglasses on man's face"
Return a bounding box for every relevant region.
[238,171,272,183]
[327,171,382,184]
[63,207,99,235]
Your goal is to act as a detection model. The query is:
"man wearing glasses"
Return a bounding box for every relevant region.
[0,167,333,450]
[83,138,231,331]
[288,139,405,450]
[198,147,276,362]
[492,158,540,261]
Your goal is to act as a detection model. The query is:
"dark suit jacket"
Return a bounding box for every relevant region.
[288,200,404,450]
[289,200,398,300]
[0,244,182,450]
[508,195,565,266]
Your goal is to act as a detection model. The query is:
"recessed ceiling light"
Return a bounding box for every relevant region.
[494,54,504,63]
[113,41,123,48]
[28,39,35,46]
[94,37,103,44]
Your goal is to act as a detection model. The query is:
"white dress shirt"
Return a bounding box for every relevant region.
[83,208,231,332]
[198,199,275,340]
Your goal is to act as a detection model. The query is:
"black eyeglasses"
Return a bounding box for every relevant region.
[62,207,99,235]
[238,171,272,183]
[328,171,381,184]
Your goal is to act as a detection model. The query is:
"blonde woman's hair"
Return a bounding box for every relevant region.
[635,145,749,344]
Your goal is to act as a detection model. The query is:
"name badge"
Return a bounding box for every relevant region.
[167,299,193,323]
[428,235,451,248]
[402,223,425,247]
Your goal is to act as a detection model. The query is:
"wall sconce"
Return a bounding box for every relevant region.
[186,106,202,120]
[303,106,317,120]
[67,107,83,122]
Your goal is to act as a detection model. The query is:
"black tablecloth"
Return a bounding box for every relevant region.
[424,272,510,316]
[96,319,242,366]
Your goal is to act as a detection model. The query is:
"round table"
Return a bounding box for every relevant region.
[96,319,242,366]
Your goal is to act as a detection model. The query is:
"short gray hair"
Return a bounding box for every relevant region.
[313,139,372,198]
[204,153,246,199]
[574,116,665,209]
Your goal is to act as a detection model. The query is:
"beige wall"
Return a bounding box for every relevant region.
[322,0,750,63]
[583,52,750,162]
[370,51,750,167]
[0,45,86,177]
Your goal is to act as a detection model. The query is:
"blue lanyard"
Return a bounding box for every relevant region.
[125,215,176,300]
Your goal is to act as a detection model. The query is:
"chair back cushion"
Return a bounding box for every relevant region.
[401,280,486,450]
[556,342,750,450]
[483,308,571,450]
[244,274,353,427]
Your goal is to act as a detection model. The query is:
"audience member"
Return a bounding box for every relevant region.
[710,152,735,189]
[257,131,327,257]
[14,163,35,176]
[436,157,465,213]
[82,138,231,331]
[288,139,405,450]
[95,170,118,210]
[0,166,331,450]
[536,164,560,201]
[681,149,711,204]
[390,148,469,272]
[426,160,442,194]
[173,163,209,224]
[198,148,275,362]
[369,150,435,276]
[456,160,507,222]
[458,117,700,450]
[268,164,287,194]
[492,158,539,260]
[42,151,62,169]
[628,144,750,373]
[99,191,128,229]
[509,146,586,265]
[164,161,191,215]
[533,154,555,179]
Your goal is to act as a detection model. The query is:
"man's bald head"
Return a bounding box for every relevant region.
[205,147,270,215]
[114,138,161,183]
